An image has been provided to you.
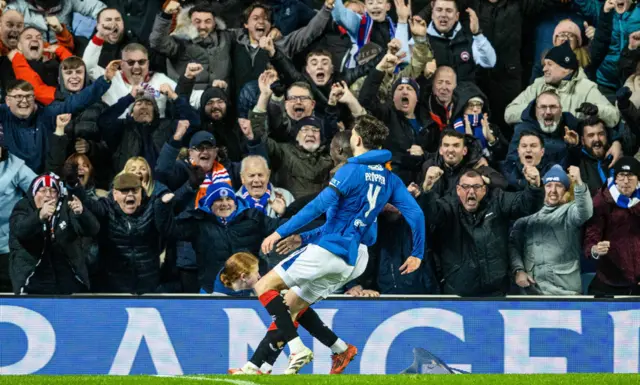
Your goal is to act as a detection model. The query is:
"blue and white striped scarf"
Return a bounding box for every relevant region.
[607,177,640,208]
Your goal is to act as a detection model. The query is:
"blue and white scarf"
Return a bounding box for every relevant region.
[607,176,640,208]
[346,13,397,68]
[239,183,273,214]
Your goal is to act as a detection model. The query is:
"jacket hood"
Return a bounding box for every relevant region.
[26,172,61,209]
[348,149,392,165]
[455,81,491,117]
[128,95,161,124]
[171,5,227,41]
[57,60,90,97]
[197,193,251,223]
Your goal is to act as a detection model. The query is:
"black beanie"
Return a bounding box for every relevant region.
[293,116,324,139]
[200,86,230,108]
[545,41,579,71]
[613,156,640,179]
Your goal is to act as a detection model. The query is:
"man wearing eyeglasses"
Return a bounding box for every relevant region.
[84,40,177,118]
[1,60,117,173]
[583,156,640,295]
[419,164,543,296]
[505,41,619,128]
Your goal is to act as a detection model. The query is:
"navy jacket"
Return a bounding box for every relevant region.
[1,76,111,173]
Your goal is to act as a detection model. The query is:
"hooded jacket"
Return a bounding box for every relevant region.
[155,189,283,293]
[0,76,112,173]
[420,184,544,296]
[197,87,245,162]
[98,93,200,173]
[510,183,593,295]
[0,153,37,254]
[9,177,100,294]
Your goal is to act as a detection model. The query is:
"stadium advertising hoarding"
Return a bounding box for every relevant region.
[0,296,639,375]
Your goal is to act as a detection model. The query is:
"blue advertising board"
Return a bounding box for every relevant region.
[1,296,639,375]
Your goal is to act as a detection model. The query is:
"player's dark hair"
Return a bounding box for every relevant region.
[440,129,465,144]
[517,129,545,148]
[353,115,389,150]
[243,2,272,24]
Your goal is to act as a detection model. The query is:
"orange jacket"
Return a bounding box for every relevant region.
[12,45,74,105]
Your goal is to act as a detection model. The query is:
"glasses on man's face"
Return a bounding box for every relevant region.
[537,104,559,112]
[286,95,312,102]
[192,144,216,152]
[467,102,483,109]
[7,94,34,102]
[458,184,485,192]
[124,59,148,67]
[616,172,637,182]
[300,126,320,134]
[556,32,577,41]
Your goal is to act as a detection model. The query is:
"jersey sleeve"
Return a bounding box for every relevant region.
[329,164,357,196]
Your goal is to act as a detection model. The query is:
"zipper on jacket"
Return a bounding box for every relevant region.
[390,263,397,289]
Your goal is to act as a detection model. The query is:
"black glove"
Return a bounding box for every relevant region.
[576,102,599,117]
[62,162,80,188]
[187,165,207,190]
[271,80,286,98]
[616,86,633,109]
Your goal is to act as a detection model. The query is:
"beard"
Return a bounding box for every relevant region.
[538,119,559,134]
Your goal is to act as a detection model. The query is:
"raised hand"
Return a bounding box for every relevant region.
[387,38,402,56]
[131,84,144,98]
[275,234,302,255]
[164,0,181,15]
[159,83,178,100]
[258,36,275,57]
[376,53,400,72]
[604,0,615,13]
[184,63,204,79]
[258,69,278,95]
[568,165,583,186]
[466,8,480,35]
[211,79,228,90]
[563,126,580,146]
[75,138,90,154]
[324,0,336,9]
[481,113,496,143]
[409,15,427,37]
[268,191,287,216]
[523,165,541,187]
[68,196,84,215]
[424,59,437,78]
[261,232,282,254]
[173,120,190,141]
[394,0,411,23]
[56,113,72,129]
[328,82,346,106]
[39,199,57,222]
[584,21,595,40]
[423,166,444,191]
[593,241,610,256]
[267,28,282,41]
[45,16,63,33]
[407,144,424,156]
[630,31,640,50]
[104,60,121,82]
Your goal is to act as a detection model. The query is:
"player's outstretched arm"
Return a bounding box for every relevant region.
[273,186,339,240]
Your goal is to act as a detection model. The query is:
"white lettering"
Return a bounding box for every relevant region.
[365,173,386,185]
[109,308,182,375]
[500,310,582,373]
[365,183,382,218]
[359,308,469,374]
[610,310,640,373]
[224,309,289,373]
[0,305,56,374]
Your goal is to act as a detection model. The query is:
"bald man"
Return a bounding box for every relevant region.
[237,155,295,218]
[0,10,24,55]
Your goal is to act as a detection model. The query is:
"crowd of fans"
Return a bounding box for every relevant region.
[0,0,639,297]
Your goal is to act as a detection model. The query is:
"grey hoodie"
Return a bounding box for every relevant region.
[0,153,37,254]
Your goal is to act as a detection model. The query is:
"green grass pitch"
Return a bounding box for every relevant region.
[0,374,638,385]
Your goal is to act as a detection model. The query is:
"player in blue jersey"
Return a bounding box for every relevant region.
[254,115,426,374]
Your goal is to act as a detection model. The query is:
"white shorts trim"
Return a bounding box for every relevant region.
[274,244,368,304]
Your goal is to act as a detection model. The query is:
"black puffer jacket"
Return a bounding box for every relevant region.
[9,180,100,294]
[156,199,283,293]
[419,185,543,296]
[79,188,166,293]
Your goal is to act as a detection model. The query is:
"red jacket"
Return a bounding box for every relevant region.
[583,188,640,288]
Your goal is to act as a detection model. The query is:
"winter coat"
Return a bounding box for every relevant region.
[573,0,640,89]
[504,100,579,173]
[419,185,544,296]
[505,68,620,128]
[155,198,283,293]
[0,154,37,254]
[374,214,438,294]
[98,94,200,173]
[150,11,235,92]
[79,188,167,293]
[567,146,611,196]
[502,159,553,192]
[510,183,593,295]
[246,116,334,198]
[7,0,106,43]
[583,188,640,289]
[9,183,100,294]
[0,76,112,173]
